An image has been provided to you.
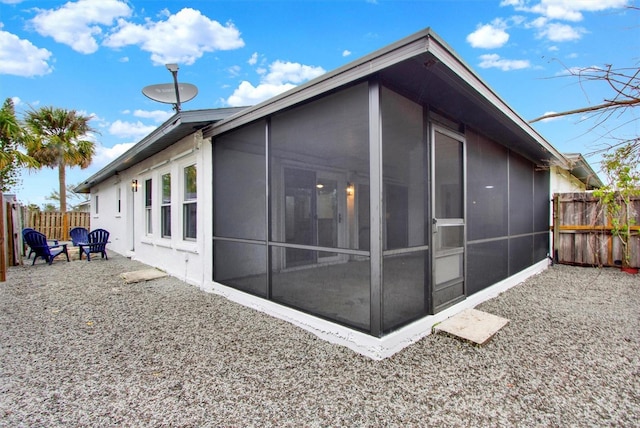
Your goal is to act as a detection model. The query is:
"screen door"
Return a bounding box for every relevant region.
[432,127,465,312]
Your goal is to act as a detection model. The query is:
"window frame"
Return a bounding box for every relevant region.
[161,171,172,238]
[182,163,197,241]
[144,178,153,235]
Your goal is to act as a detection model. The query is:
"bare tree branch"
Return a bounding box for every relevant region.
[529,98,640,123]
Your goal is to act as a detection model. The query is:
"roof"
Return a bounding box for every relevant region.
[74,107,247,193]
[563,153,604,189]
[78,28,572,194]
[203,27,570,169]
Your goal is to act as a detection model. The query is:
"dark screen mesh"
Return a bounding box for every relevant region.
[509,152,534,235]
[509,235,533,275]
[467,239,508,295]
[466,130,508,241]
[213,122,266,241]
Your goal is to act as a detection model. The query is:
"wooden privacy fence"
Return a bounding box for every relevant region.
[24,209,91,241]
[553,192,640,268]
[0,203,91,280]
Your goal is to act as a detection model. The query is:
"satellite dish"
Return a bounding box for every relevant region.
[142,83,198,104]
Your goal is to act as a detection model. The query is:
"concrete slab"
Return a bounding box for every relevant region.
[433,308,509,346]
[121,268,168,284]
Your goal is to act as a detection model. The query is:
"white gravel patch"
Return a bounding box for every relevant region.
[1,254,638,427]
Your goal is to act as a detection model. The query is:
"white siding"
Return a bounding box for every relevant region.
[89,131,210,288]
[550,165,587,194]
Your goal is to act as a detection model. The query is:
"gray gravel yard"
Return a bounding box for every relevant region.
[1,253,638,427]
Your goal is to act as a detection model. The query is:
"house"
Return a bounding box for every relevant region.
[77,28,580,359]
[551,152,603,193]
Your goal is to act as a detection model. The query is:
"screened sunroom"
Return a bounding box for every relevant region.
[207,28,560,338]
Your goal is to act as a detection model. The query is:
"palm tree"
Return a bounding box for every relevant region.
[23,107,96,212]
[0,98,38,192]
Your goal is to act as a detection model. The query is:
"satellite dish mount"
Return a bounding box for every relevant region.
[142,63,198,112]
[166,63,181,112]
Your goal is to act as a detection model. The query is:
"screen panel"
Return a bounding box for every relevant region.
[381,86,427,249]
[383,251,428,332]
[466,131,509,241]
[213,121,266,241]
[467,239,509,294]
[509,153,534,235]
[214,240,267,297]
[509,235,534,275]
[271,251,371,332]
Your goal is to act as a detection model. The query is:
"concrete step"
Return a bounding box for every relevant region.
[434,308,509,345]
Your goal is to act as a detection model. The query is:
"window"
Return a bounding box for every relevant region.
[145,179,152,234]
[183,165,196,239]
[161,173,171,238]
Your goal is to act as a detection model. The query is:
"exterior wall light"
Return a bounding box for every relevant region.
[131,179,138,192]
[346,183,355,196]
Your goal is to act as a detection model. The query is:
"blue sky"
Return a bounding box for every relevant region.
[1,0,638,207]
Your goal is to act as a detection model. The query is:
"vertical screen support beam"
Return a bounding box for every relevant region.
[265,118,272,299]
[369,78,383,337]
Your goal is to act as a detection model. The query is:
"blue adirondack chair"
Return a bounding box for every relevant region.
[22,228,59,259]
[70,227,89,246]
[23,230,69,265]
[22,227,35,259]
[80,228,110,261]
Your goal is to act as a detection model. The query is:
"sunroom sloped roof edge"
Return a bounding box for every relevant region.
[425,34,568,168]
[204,27,570,170]
[204,28,435,139]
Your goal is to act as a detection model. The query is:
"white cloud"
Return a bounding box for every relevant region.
[108,120,157,139]
[228,65,241,77]
[478,53,531,71]
[132,109,173,123]
[501,0,626,43]
[226,81,297,107]
[537,0,626,21]
[554,65,603,76]
[263,60,325,85]
[342,50,352,57]
[467,20,510,49]
[93,142,135,166]
[0,27,53,76]
[226,60,326,106]
[525,14,586,42]
[103,8,244,65]
[500,0,523,6]
[30,0,132,54]
[248,52,258,65]
[505,0,628,22]
[538,22,585,41]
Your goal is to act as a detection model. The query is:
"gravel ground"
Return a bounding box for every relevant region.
[1,253,638,427]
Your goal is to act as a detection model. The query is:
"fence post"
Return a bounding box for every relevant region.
[0,199,5,282]
[552,194,559,263]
